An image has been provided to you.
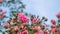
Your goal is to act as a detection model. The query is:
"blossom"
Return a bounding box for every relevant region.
[52,28,58,34]
[10,22,14,26]
[33,18,39,24]
[35,30,43,34]
[18,13,29,24]
[33,26,41,31]
[0,0,3,4]
[17,31,21,34]
[23,27,27,30]
[22,30,28,34]
[51,20,56,25]
[51,25,56,29]
[14,26,19,31]
[14,26,21,34]
[0,11,6,20]
[45,30,49,34]
[40,24,45,29]
[56,13,60,18]
[4,23,9,28]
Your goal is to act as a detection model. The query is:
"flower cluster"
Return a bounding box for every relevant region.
[3,12,49,34]
[3,12,60,34]
[50,13,60,34]
[0,0,60,34]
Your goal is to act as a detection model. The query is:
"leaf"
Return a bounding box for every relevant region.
[25,13,28,16]
[21,4,25,9]
[11,0,15,3]
[2,32,5,34]
[36,22,41,26]
[6,30,10,32]
[8,1,11,3]
[42,17,45,20]
[0,30,2,32]
[26,26,32,31]
[29,30,35,34]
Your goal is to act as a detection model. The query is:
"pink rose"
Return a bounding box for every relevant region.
[56,13,60,18]
[4,23,9,28]
[17,31,21,34]
[45,30,49,34]
[14,26,19,31]
[51,20,56,25]
[51,25,55,29]
[2,12,6,14]
[0,0,3,4]
[33,18,39,24]
[33,26,41,31]
[40,24,45,29]
[23,27,27,30]
[52,28,58,34]
[35,31,43,34]
[0,11,6,20]
[18,13,29,24]
[22,30,28,34]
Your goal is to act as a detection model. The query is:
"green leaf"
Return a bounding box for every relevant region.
[29,30,35,34]
[0,30,2,32]
[36,22,41,26]
[11,0,15,3]
[6,30,10,32]
[2,32,5,34]
[21,4,25,9]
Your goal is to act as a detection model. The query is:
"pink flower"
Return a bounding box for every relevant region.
[51,25,56,29]
[0,0,3,4]
[35,31,43,34]
[45,30,49,34]
[10,22,14,26]
[33,18,39,24]
[14,26,19,31]
[51,20,56,25]
[52,28,58,34]
[22,30,28,34]
[2,12,6,15]
[0,12,6,20]
[56,13,60,18]
[40,24,45,29]
[14,32,16,34]
[21,24,24,29]
[14,26,21,34]
[17,29,21,34]
[33,26,41,31]
[4,23,9,28]
[23,27,27,30]
[18,13,29,24]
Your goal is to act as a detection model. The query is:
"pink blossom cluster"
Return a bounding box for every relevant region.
[3,12,60,34]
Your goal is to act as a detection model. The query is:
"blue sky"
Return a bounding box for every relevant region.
[22,0,60,25]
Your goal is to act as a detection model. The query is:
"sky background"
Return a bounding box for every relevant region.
[22,0,60,25]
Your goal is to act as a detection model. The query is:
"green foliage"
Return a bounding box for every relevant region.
[0,30,2,32]
[2,32,5,34]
